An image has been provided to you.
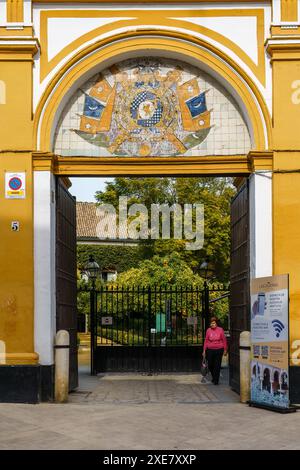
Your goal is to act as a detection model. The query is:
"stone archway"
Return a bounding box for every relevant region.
[53,56,252,159]
[32,37,273,399]
[33,33,272,153]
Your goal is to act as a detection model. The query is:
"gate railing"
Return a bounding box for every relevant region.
[78,283,229,375]
[97,285,203,345]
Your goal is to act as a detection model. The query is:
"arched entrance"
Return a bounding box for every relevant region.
[32,33,272,400]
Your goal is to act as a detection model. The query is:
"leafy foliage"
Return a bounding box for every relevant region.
[77,244,149,274]
[115,252,204,288]
[95,177,235,281]
[77,177,233,327]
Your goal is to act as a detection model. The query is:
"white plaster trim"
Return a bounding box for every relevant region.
[24,0,32,24]
[249,172,273,279]
[47,16,136,61]
[272,0,281,23]
[3,24,24,29]
[33,3,270,12]
[267,38,300,45]
[35,33,269,151]
[34,171,56,365]
[170,16,258,65]
[32,4,272,113]
[34,24,269,111]
[0,39,36,45]
[44,26,264,96]
[33,4,40,37]
[272,21,299,26]
[0,0,7,23]
[264,6,273,118]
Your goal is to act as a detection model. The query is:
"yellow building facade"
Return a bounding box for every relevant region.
[0,0,300,402]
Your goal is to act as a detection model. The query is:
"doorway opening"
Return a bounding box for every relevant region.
[56,174,250,394]
[43,51,266,400]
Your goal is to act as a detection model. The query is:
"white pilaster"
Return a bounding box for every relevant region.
[272,0,281,24]
[34,171,56,365]
[24,0,32,25]
[0,1,6,23]
[249,172,273,279]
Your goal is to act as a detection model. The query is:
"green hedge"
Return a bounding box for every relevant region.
[77,243,153,274]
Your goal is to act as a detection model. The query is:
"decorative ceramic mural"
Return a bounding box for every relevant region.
[54,58,251,157]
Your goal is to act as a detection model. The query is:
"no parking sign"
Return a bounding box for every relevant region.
[5,172,26,199]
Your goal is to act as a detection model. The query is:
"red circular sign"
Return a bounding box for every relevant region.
[8,177,22,191]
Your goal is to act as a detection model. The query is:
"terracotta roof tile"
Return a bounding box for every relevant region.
[76,201,127,239]
[77,202,98,238]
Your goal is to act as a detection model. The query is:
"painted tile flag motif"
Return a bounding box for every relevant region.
[83,94,105,119]
[73,59,212,157]
[186,92,207,117]
[54,58,251,158]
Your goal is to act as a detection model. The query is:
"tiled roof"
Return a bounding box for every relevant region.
[77,202,98,239]
[76,201,128,240]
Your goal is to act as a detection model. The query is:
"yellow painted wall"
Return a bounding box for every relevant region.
[0,61,32,150]
[272,55,300,366]
[281,0,298,22]
[273,161,300,365]
[7,0,24,23]
[0,50,37,364]
[0,154,37,364]
[273,60,300,150]
[1,8,299,371]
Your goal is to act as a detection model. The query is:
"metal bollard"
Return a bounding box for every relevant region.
[239,331,251,403]
[55,330,70,403]
[0,340,5,365]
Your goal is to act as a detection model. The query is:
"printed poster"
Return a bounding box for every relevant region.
[250,274,289,409]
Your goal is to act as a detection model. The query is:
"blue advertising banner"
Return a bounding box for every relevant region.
[250,274,290,409]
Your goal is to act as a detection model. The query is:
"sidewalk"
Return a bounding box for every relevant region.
[0,366,299,450]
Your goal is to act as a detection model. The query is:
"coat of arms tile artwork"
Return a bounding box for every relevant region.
[54,58,251,157]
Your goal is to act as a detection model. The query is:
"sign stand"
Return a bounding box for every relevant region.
[249,274,297,413]
[248,401,297,413]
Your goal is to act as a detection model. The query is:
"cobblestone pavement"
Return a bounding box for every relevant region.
[0,367,299,450]
[69,369,237,405]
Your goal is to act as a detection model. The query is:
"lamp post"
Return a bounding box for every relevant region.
[199,258,215,338]
[83,255,100,375]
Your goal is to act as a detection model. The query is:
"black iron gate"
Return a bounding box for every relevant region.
[56,178,78,391]
[229,180,250,393]
[79,283,229,374]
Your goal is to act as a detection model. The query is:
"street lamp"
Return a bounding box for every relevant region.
[83,255,100,287]
[199,258,215,281]
[83,255,100,376]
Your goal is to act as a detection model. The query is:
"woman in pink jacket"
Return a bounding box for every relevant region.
[203,316,227,385]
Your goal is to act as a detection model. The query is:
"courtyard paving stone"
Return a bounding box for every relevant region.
[0,367,299,450]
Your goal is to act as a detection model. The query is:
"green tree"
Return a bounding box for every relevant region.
[95,177,235,281]
[115,252,204,288]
